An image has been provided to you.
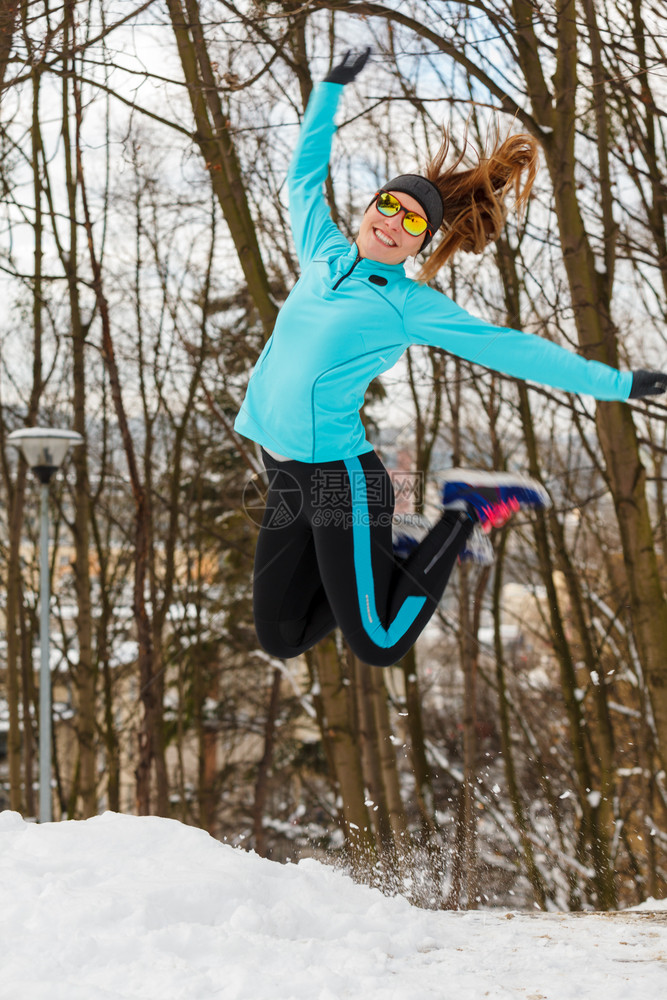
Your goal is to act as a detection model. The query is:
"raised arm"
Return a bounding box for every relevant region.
[287,50,370,267]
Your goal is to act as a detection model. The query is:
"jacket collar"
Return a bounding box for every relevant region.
[350,241,407,277]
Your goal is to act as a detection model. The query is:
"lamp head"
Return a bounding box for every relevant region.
[7,428,83,483]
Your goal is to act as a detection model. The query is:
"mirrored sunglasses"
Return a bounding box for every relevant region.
[375,192,430,238]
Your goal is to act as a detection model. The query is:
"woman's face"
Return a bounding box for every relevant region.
[356,190,427,265]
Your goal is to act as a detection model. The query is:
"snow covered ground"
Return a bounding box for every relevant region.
[0,811,665,1000]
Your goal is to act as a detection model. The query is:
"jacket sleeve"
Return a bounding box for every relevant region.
[403,283,633,401]
[287,82,351,267]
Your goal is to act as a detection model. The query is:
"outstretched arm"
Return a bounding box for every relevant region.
[287,50,370,267]
[404,283,662,402]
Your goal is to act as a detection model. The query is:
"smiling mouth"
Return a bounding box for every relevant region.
[373,227,397,248]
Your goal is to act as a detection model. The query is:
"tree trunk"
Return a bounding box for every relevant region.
[400,647,436,833]
[308,639,377,865]
[625,0,667,301]
[75,121,156,815]
[0,0,19,95]
[496,208,619,908]
[370,665,407,840]
[354,657,394,854]
[253,667,282,856]
[456,565,479,909]
[517,0,667,774]
[2,45,45,813]
[492,532,548,909]
[165,0,278,341]
[195,655,220,837]
[100,641,120,812]
[4,467,29,813]
[19,592,36,817]
[64,2,96,817]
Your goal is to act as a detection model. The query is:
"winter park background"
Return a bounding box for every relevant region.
[2,1,667,995]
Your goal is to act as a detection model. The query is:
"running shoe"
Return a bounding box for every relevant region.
[459,523,496,565]
[440,468,550,531]
[392,513,431,560]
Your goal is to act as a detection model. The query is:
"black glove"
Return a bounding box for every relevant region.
[629,370,667,399]
[324,48,371,85]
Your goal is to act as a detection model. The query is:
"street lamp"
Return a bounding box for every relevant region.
[7,428,83,822]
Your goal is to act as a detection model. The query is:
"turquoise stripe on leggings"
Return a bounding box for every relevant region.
[344,456,426,649]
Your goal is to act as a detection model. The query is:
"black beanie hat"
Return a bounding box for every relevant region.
[378,174,444,249]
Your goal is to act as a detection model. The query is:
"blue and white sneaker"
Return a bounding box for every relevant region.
[459,524,495,565]
[392,513,431,560]
[441,468,550,530]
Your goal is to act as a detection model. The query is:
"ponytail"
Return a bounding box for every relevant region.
[418,129,539,283]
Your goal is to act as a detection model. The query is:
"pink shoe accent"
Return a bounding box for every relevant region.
[479,496,521,531]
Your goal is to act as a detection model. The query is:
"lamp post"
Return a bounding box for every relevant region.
[8,428,83,822]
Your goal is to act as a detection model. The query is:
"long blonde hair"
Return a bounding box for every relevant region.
[418,129,539,283]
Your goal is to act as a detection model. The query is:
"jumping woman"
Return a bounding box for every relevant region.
[235,51,667,668]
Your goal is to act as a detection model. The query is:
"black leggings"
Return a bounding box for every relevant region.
[253,449,473,668]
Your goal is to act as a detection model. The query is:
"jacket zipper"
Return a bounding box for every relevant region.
[332,251,362,290]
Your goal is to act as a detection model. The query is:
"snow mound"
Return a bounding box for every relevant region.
[631,895,667,911]
[0,810,665,1000]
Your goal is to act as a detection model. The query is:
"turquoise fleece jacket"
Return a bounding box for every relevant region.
[234,82,632,463]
